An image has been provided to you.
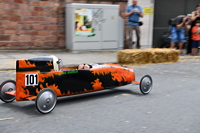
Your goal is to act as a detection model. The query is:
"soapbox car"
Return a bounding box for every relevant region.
[0,55,153,114]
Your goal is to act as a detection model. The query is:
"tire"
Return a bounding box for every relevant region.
[0,80,16,103]
[36,88,57,114]
[140,75,153,95]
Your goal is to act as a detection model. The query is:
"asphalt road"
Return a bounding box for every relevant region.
[0,59,200,133]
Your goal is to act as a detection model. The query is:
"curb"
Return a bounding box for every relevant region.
[0,68,16,71]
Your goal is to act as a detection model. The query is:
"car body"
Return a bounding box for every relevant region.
[0,55,153,114]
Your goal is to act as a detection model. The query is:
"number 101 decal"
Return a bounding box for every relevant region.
[25,74,38,86]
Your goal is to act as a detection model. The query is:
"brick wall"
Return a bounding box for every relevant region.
[0,0,127,50]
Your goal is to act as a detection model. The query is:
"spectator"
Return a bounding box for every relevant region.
[169,15,191,55]
[190,20,200,55]
[187,4,200,54]
[123,0,143,49]
[191,4,200,21]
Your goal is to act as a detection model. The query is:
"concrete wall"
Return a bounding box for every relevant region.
[0,0,128,50]
[127,0,154,49]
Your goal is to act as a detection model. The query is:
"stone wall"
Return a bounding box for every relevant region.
[0,0,127,50]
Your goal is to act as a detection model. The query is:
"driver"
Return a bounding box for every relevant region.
[78,64,92,69]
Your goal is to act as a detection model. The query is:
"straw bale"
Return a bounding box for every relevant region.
[117,48,180,65]
[145,48,180,63]
[117,49,151,64]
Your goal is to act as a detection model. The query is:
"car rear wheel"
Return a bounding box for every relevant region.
[0,80,16,103]
[36,88,57,114]
[140,75,153,95]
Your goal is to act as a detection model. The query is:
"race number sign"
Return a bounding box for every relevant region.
[25,74,38,86]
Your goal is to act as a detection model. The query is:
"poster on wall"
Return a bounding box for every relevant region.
[75,8,95,37]
[144,7,154,15]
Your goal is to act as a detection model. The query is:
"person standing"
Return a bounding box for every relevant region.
[123,0,143,49]
[169,15,191,55]
[187,4,200,54]
[191,4,200,22]
[190,20,200,55]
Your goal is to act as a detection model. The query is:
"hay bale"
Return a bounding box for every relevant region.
[166,49,180,62]
[117,49,151,64]
[145,48,178,63]
[146,48,180,63]
[117,48,180,65]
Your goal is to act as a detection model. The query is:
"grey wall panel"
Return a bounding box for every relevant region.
[66,3,121,51]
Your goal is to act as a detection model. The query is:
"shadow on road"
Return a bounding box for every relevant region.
[56,86,143,105]
[0,85,144,116]
[0,101,38,116]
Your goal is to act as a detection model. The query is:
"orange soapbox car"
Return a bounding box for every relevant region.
[0,55,153,114]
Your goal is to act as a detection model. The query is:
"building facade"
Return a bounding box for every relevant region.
[1,0,199,50]
[153,0,200,48]
[0,0,127,50]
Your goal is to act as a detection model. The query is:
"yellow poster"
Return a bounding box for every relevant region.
[144,7,154,15]
[75,8,95,37]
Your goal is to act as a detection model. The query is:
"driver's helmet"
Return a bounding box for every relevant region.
[50,55,62,71]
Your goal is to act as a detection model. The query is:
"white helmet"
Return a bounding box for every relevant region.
[50,55,62,71]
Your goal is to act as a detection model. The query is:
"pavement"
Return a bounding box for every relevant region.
[0,49,200,71]
[1,50,200,133]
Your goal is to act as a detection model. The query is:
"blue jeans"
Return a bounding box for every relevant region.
[170,26,185,43]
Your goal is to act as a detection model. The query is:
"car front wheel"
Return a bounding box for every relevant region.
[36,88,57,114]
[140,75,153,95]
